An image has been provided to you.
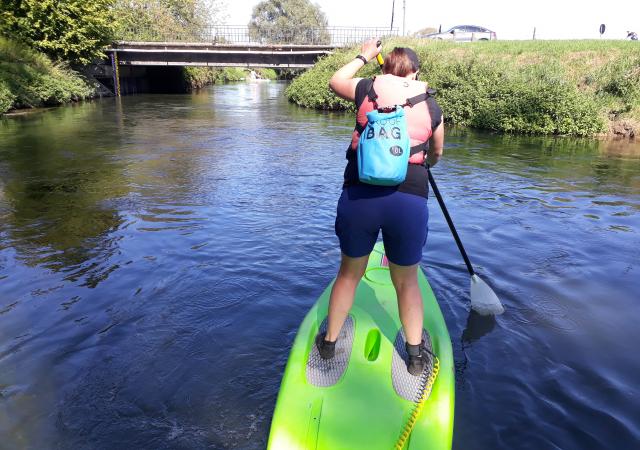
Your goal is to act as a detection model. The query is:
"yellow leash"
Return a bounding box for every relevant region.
[394,355,440,449]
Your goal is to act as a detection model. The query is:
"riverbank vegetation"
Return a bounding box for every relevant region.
[183,67,277,89]
[0,0,231,114]
[0,37,97,114]
[0,0,116,65]
[0,0,116,113]
[286,39,640,137]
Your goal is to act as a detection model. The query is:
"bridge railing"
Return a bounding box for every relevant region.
[117,25,399,46]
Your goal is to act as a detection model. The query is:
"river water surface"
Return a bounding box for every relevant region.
[1,83,639,450]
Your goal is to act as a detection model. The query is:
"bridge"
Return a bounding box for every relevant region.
[104,26,398,95]
[108,26,397,68]
[109,42,337,69]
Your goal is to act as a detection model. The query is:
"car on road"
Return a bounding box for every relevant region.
[420,25,497,42]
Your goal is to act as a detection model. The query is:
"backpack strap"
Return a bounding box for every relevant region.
[403,87,436,108]
[409,142,428,156]
[365,82,435,155]
[353,79,377,135]
[366,80,379,109]
[369,81,436,110]
[408,88,436,156]
[403,93,428,108]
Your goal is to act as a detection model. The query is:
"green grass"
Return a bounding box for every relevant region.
[286,39,640,137]
[0,37,96,115]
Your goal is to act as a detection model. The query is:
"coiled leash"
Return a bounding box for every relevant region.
[394,353,440,449]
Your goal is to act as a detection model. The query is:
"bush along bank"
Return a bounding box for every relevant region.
[0,37,99,115]
[286,39,640,138]
[183,67,278,90]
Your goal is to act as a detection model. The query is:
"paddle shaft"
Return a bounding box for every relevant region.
[428,170,475,276]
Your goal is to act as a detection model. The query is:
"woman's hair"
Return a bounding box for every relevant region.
[382,47,420,77]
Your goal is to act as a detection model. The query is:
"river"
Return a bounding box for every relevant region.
[1,82,639,449]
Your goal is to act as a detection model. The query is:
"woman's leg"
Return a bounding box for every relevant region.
[389,261,427,375]
[322,184,380,357]
[380,189,428,347]
[325,253,370,341]
[389,262,423,346]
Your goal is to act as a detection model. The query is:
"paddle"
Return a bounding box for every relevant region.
[427,171,504,315]
[376,40,384,68]
[374,40,504,315]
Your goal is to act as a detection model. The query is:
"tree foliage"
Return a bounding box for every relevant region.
[113,0,227,42]
[248,0,330,45]
[413,27,438,37]
[0,0,116,64]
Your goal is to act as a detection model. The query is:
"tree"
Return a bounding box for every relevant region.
[248,0,330,45]
[413,27,438,37]
[112,0,227,42]
[0,0,116,64]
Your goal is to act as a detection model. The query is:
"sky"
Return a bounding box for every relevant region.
[225,0,640,40]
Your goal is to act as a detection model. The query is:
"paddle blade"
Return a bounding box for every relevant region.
[470,274,505,316]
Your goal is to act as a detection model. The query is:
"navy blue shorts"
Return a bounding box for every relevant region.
[335,185,428,266]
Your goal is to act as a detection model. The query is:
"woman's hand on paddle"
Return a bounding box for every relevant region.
[360,38,382,62]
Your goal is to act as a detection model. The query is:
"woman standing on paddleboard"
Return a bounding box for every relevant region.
[316,38,444,375]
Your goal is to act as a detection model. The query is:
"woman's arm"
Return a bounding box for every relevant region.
[329,38,381,102]
[426,118,444,167]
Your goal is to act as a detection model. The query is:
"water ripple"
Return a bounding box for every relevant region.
[1,83,639,449]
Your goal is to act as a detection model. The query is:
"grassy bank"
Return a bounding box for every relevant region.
[286,39,640,137]
[0,37,97,115]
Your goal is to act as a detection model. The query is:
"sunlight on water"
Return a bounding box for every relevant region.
[1,84,639,449]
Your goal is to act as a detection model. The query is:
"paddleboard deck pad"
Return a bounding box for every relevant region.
[391,328,434,402]
[306,317,354,387]
[268,243,454,449]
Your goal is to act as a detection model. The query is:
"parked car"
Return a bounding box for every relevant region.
[420,25,497,42]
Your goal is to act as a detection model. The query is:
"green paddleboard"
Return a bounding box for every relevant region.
[268,242,454,449]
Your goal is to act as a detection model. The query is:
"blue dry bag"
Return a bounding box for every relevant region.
[357,106,411,186]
